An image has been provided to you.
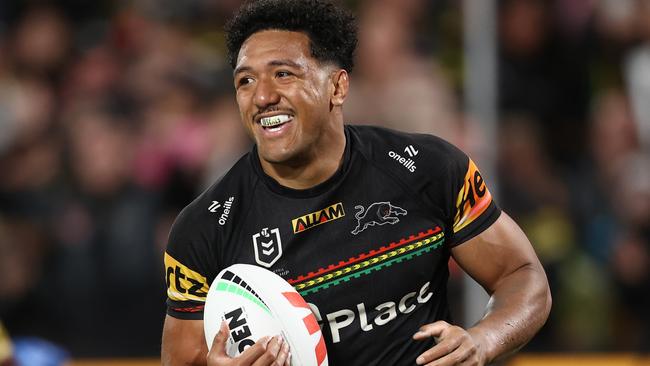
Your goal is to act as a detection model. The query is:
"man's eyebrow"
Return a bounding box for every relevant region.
[233,65,252,76]
[234,59,303,75]
[268,59,302,68]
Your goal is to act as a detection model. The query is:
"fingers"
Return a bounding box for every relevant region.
[284,351,291,366]
[413,320,450,341]
[250,335,289,366]
[415,334,462,364]
[419,347,472,366]
[210,321,231,355]
[413,321,477,366]
[207,321,234,365]
[275,340,291,366]
[416,340,471,366]
[206,325,290,366]
[238,336,272,365]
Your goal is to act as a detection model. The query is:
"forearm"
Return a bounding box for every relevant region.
[162,346,207,366]
[468,264,552,364]
[162,316,208,366]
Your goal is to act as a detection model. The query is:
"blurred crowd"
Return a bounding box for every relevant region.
[0,0,648,360]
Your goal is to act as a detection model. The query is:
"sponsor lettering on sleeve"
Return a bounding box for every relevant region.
[453,159,492,233]
[164,252,209,302]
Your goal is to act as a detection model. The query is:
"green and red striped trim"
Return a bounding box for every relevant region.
[288,228,444,296]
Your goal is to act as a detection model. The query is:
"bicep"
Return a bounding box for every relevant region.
[162,315,208,366]
[451,211,544,294]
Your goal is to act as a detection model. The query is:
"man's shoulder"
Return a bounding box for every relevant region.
[176,152,256,226]
[346,124,467,174]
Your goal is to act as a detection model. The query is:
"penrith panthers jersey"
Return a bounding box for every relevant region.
[164,125,501,365]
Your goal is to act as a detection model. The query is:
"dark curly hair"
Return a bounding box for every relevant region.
[225,0,357,72]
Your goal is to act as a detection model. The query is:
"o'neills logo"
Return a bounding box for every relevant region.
[218,196,235,226]
[388,150,417,173]
[292,202,345,233]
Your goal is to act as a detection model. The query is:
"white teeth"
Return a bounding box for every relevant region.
[260,114,291,127]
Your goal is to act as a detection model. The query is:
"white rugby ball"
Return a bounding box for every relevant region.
[204,264,328,366]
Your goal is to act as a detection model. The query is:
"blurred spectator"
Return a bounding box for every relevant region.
[8,6,71,80]
[0,215,50,312]
[346,0,461,143]
[0,77,60,197]
[496,0,650,352]
[624,0,650,149]
[51,100,162,356]
[495,114,610,351]
[201,83,251,186]
[498,0,592,166]
[574,89,638,263]
[0,1,252,357]
[609,152,650,351]
[498,114,569,220]
[556,88,647,351]
[0,0,649,358]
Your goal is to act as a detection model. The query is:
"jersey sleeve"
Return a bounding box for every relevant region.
[441,144,501,247]
[409,134,500,247]
[164,201,217,320]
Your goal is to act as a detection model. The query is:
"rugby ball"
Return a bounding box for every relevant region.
[204,264,328,366]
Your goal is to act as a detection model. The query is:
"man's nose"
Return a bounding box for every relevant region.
[253,77,280,108]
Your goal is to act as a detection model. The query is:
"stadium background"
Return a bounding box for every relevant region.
[0,0,648,364]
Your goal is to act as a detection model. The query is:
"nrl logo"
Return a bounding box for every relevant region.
[351,201,407,235]
[252,227,282,268]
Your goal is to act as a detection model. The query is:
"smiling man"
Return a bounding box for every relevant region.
[161,1,551,365]
[234,29,347,189]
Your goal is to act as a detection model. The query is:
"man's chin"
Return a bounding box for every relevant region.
[258,147,310,168]
[258,148,292,165]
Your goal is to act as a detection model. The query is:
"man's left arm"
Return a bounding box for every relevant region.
[414,211,552,365]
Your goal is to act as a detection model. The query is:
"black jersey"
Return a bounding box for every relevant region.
[164,125,501,365]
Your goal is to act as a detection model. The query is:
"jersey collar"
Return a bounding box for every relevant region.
[250,126,353,198]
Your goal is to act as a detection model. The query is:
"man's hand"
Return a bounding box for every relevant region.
[413,321,487,366]
[207,322,290,366]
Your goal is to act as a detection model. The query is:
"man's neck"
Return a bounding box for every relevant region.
[259,126,346,190]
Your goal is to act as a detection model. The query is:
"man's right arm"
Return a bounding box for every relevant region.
[163,199,213,366]
[162,315,208,366]
[162,195,289,365]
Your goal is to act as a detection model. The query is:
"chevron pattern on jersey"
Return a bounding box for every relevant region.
[288,227,445,296]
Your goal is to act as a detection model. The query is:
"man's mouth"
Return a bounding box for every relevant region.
[259,114,292,130]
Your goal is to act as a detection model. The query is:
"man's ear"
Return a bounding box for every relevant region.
[330,69,349,107]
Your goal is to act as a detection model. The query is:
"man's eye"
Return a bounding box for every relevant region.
[237,77,253,87]
[277,71,292,78]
